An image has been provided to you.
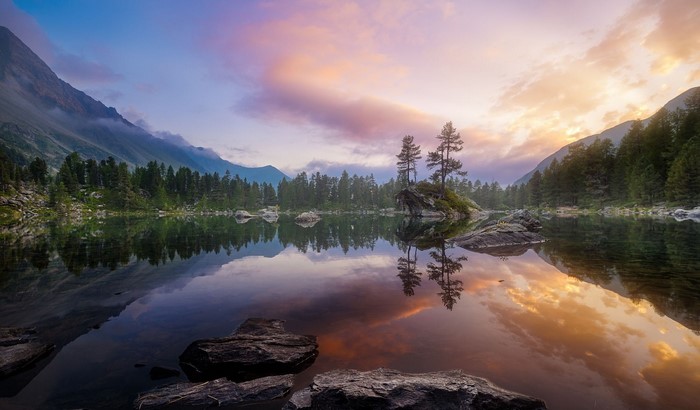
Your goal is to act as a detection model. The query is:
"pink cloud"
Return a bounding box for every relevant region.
[205,1,441,143]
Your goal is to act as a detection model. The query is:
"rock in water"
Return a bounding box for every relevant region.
[0,327,54,378]
[294,212,321,223]
[449,210,545,251]
[134,374,294,409]
[284,368,547,410]
[179,318,318,382]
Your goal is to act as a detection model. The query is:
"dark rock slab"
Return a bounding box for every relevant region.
[499,210,543,232]
[134,374,294,409]
[0,327,54,378]
[284,368,547,410]
[179,318,318,382]
[449,210,544,250]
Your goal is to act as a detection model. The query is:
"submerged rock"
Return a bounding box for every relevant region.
[449,210,545,250]
[284,368,547,410]
[134,374,294,409]
[0,327,54,378]
[179,318,318,382]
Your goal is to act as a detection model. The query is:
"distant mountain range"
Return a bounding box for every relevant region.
[0,26,288,186]
[514,86,699,185]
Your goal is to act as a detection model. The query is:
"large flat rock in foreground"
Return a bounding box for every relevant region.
[134,374,294,409]
[0,327,54,378]
[179,318,318,382]
[284,368,547,410]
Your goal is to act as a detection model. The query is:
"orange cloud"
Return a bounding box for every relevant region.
[640,342,700,409]
[643,0,700,74]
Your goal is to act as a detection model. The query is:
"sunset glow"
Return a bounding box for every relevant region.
[2,0,698,182]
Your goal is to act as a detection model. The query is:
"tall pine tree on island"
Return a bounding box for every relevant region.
[396,135,422,187]
[426,121,466,198]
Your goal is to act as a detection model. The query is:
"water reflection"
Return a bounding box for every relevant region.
[426,242,466,310]
[1,215,700,409]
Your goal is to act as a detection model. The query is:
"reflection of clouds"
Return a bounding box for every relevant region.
[640,342,700,410]
[483,251,700,409]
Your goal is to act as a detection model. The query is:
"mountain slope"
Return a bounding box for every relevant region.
[514,87,699,185]
[0,26,287,186]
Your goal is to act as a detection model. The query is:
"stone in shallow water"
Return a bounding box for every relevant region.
[134,374,294,409]
[179,318,318,382]
[0,327,54,378]
[284,368,547,410]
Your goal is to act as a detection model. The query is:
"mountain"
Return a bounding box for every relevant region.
[0,26,288,186]
[513,86,699,185]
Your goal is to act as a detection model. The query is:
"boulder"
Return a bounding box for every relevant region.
[179,318,318,382]
[0,327,54,378]
[672,207,700,222]
[234,210,254,219]
[295,211,321,223]
[499,210,542,232]
[134,374,294,409]
[284,368,546,410]
[449,211,545,250]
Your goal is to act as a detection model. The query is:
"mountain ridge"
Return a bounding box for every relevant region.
[514,86,699,185]
[0,26,288,185]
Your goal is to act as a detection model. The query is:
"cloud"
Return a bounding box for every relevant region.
[292,159,396,182]
[484,0,700,183]
[643,0,700,74]
[206,1,441,144]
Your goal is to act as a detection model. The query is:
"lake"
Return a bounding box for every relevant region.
[1,214,699,409]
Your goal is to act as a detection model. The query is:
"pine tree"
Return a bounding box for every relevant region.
[426,121,466,197]
[396,135,421,187]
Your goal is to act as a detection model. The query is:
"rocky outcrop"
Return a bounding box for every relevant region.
[0,327,54,377]
[449,210,544,250]
[134,374,294,409]
[284,368,547,410]
[179,318,318,382]
[395,186,441,218]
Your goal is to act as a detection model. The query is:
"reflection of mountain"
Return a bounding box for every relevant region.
[536,216,700,332]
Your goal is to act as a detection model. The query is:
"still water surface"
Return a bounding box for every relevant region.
[0,215,699,409]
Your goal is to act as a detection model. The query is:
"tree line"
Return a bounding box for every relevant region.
[0,148,404,212]
[518,90,700,207]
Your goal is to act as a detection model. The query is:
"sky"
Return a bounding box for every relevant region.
[1,0,699,184]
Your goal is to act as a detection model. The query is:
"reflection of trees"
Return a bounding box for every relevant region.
[278,216,398,253]
[427,242,466,310]
[540,216,700,332]
[397,245,421,296]
[0,215,403,277]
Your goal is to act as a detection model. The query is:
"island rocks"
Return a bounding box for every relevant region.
[179,318,318,382]
[449,210,544,250]
[0,327,54,378]
[134,374,294,409]
[283,368,547,410]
